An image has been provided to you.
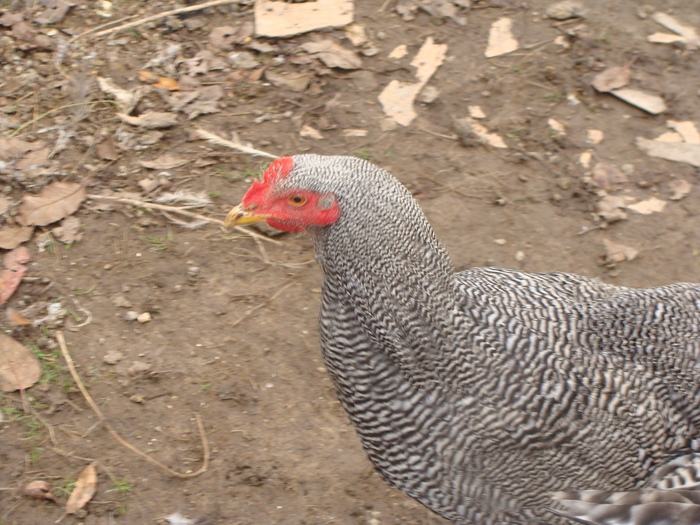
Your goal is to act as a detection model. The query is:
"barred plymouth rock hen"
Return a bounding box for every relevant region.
[225,154,700,525]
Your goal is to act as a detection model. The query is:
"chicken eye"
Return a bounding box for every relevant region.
[287,195,307,207]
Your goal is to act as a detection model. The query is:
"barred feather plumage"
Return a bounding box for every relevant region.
[236,154,700,524]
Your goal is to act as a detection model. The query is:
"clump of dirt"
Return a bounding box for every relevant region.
[0,0,699,523]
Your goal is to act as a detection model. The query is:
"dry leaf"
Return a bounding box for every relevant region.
[591,162,627,189]
[97,77,145,114]
[264,70,312,92]
[468,105,486,119]
[597,194,628,222]
[636,137,700,168]
[255,0,353,38]
[345,23,368,46]
[453,118,507,149]
[667,121,700,144]
[301,39,362,69]
[52,217,82,244]
[579,151,592,168]
[64,464,98,516]
[668,179,691,201]
[34,0,74,25]
[0,333,40,391]
[117,111,179,129]
[547,118,566,136]
[96,137,118,160]
[299,125,324,140]
[140,155,189,170]
[7,308,33,326]
[603,238,639,264]
[154,77,180,90]
[0,246,30,305]
[167,512,197,525]
[591,66,630,92]
[209,23,254,50]
[626,197,667,215]
[485,17,518,58]
[22,480,57,501]
[587,130,604,144]
[388,44,408,59]
[378,37,447,126]
[0,226,34,250]
[0,137,46,162]
[137,71,180,91]
[0,196,9,215]
[17,181,86,227]
[16,147,50,170]
[649,12,700,49]
[609,88,667,115]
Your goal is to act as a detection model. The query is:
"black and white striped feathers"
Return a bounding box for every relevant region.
[246,154,700,525]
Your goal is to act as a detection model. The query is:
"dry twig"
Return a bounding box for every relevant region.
[56,332,210,478]
[86,193,280,244]
[76,0,242,40]
[195,128,279,159]
[231,282,295,328]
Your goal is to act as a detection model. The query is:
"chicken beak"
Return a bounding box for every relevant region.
[224,204,272,227]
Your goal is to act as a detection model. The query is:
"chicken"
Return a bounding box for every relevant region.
[225,154,700,525]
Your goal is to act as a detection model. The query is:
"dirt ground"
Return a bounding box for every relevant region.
[1,0,699,523]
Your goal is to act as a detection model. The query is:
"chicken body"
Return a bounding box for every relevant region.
[229,154,700,524]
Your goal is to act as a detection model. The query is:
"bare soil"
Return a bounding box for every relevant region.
[1,0,699,524]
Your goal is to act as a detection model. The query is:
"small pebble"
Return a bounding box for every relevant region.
[417,85,440,104]
[546,0,585,20]
[129,394,145,404]
[124,311,138,322]
[514,251,526,262]
[103,350,125,365]
[137,312,152,324]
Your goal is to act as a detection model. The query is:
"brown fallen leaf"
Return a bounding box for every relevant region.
[626,197,667,215]
[0,333,41,392]
[0,137,46,162]
[15,146,50,170]
[17,181,86,227]
[137,70,180,91]
[603,238,639,264]
[209,23,254,50]
[300,38,362,69]
[591,65,631,92]
[378,37,447,126]
[140,154,189,170]
[96,136,118,160]
[668,179,692,200]
[60,463,98,521]
[22,480,57,502]
[117,111,179,129]
[597,194,629,222]
[0,226,34,250]
[264,70,312,92]
[591,162,628,189]
[636,137,700,167]
[254,0,353,38]
[485,17,519,58]
[34,0,74,25]
[7,307,33,326]
[52,217,82,244]
[0,246,30,305]
[609,88,667,115]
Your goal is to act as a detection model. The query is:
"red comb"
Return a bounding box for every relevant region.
[263,157,294,184]
[242,157,294,206]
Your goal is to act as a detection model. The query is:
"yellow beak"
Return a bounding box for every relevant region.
[224,204,272,227]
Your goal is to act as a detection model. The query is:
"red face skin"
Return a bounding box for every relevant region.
[240,157,341,233]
